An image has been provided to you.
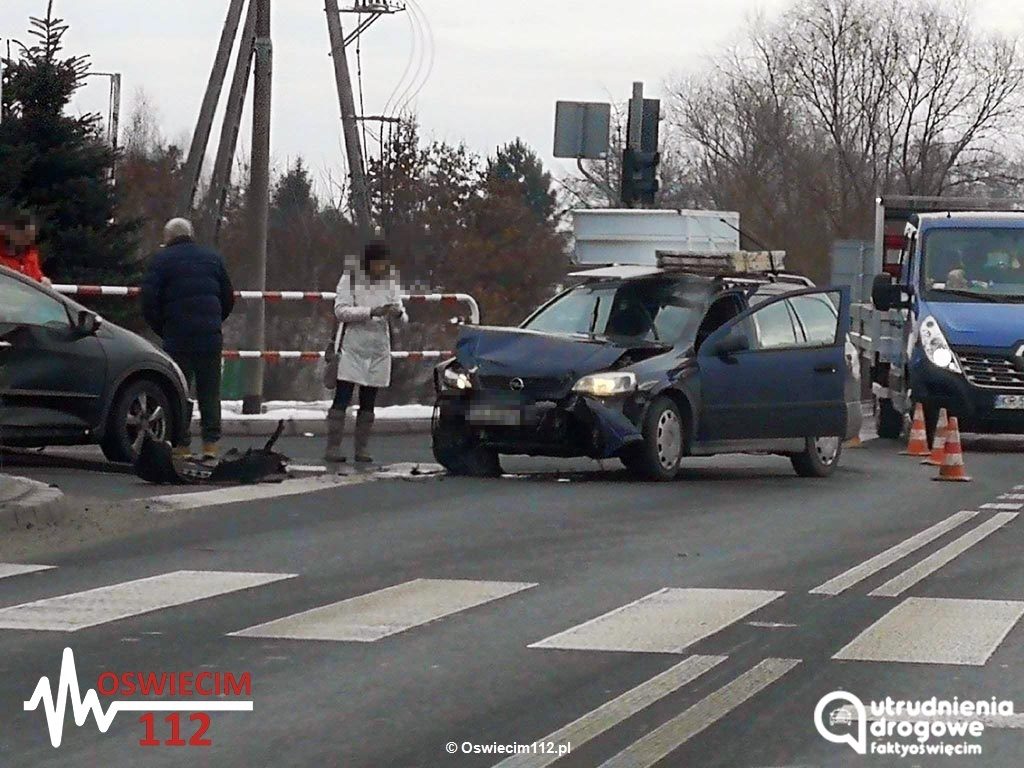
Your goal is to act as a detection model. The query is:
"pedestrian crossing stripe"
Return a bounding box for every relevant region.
[834,597,1024,665]
[809,511,979,596]
[0,570,296,632]
[229,579,537,642]
[492,655,726,768]
[596,658,801,768]
[0,564,54,581]
[869,513,1017,598]
[530,588,784,655]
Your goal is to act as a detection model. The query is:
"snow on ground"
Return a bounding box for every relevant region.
[216,401,433,421]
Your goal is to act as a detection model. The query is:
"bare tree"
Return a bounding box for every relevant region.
[663,0,1024,278]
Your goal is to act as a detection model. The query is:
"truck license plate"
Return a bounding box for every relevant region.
[995,394,1024,410]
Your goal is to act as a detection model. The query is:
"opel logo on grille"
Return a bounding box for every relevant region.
[509,378,525,391]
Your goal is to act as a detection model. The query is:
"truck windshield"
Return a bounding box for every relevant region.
[522,279,708,343]
[922,228,1024,302]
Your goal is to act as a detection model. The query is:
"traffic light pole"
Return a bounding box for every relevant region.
[621,81,660,208]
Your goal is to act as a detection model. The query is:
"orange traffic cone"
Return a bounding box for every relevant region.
[901,403,930,457]
[922,408,949,466]
[934,417,971,482]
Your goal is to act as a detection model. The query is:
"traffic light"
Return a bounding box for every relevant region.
[621,148,660,207]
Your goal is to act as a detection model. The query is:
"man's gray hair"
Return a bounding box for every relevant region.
[163,218,195,245]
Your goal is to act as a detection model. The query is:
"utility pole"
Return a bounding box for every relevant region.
[178,0,247,214]
[241,0,273,415]
[325,0,373,238]
[200,0,257,244]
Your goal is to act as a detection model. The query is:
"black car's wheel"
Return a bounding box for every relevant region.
[623,396,684,481]
[876,398,903,440]
[431,417,501,477]
[101,379,172,464]
[791,436,843,478]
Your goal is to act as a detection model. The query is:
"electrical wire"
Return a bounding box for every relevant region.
[395,0,434,116]
[381,3,420,120]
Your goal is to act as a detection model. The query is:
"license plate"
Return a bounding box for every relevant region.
[995,394,1024,410]
[468,405,521,426]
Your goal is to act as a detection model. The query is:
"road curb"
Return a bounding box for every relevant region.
[210,418,432,438]
[0,474,67,530]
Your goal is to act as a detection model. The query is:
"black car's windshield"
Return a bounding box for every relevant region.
[922,228,1024,302]
[522,278,709,343]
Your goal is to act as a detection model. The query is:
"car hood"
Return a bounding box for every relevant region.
[455,326,641,380]
[924,301,1024,348]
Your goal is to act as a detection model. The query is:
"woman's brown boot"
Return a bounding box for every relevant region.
[324,408,347,463]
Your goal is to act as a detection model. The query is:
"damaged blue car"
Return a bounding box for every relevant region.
[431,266,861,480]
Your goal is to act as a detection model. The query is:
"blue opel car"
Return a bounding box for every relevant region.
[432,266,861,480]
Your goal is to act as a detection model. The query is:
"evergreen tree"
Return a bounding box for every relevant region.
[487,138,558,222]
[0,2,140,284]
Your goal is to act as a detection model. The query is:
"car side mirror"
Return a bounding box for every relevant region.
[76,310,101,336]
[714,328,749,360]
[872,274,907,311]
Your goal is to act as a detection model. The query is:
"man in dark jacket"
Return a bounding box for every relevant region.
[142,218,235,459]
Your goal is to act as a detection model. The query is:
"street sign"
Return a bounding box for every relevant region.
[553,101,611,159]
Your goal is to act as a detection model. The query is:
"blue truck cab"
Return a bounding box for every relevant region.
[870,210,1024,437]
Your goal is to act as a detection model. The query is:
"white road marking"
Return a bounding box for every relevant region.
[808,511,979,596]
[149,475,373,511]
[833,705,1024,729]
[0,563,54,580]
[834,597,1024,666]
[998,494,1024,501]
[491,655,726,768]
[230,579,536,642]
[746,621,798,628]
[0,570,295,632]
[870,513,1018,598]
[981,502,1023,511]
[530,588,784,655]
[596,658,801,768]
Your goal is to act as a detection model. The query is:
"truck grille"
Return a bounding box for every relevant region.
[957,352,1024,391]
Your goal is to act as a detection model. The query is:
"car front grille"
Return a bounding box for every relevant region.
[478,375,570,400]
[957,351,1024,391]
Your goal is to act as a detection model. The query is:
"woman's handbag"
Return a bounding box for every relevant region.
[322,323,344,390]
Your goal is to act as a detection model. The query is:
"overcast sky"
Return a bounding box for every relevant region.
[3,0,1023,191]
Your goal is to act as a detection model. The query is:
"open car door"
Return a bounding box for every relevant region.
[697,287,851,441]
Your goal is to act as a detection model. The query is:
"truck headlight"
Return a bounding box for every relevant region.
[572,371,637,397]
[920,316,962,374]
[442,365,473,391]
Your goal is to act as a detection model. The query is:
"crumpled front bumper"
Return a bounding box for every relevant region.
[435,392,643,459]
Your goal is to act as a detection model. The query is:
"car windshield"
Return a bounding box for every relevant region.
[522,278,708,343]
[922,227,1024,302]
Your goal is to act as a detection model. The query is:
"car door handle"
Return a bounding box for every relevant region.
[814,364,837,374]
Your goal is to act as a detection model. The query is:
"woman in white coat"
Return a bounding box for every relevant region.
[326,241,406,463]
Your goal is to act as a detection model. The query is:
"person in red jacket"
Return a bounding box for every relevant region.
[0,212,49,285]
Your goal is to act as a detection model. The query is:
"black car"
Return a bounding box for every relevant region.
[0,266,189,462]
[432,266,861,480]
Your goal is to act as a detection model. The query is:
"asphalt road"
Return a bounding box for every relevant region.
[1,432,1023,767]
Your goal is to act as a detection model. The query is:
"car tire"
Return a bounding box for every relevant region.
[791,436,843,478]
[431,417,501,478]
[876,398,903,440]
[623,396,684,481]
[101,379,173,464]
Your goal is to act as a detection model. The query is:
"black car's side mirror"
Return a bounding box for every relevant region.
[872,274,908,311]
[75,310,102,336]
[714,328,749,360]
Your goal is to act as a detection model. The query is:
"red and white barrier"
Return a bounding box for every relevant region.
[221,350,453,363]
[52,285,481,324]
